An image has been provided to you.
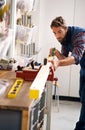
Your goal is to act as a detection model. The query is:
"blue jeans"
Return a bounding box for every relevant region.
[74,68,85,130]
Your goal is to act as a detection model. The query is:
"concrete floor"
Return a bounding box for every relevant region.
[43,100,81,130]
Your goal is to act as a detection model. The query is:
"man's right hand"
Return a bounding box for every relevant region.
[49,48,56,56]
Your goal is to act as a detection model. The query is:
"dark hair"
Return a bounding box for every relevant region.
[50,16,67,29]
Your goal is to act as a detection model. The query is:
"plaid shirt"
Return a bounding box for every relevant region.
[61,26,85,65]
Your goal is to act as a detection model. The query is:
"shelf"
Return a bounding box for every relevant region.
[16,25,36,45]
[17,0,39,14]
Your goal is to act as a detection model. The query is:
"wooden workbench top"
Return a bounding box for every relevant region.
[0,70,34,110]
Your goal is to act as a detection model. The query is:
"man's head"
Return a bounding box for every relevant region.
[50,16,68,42]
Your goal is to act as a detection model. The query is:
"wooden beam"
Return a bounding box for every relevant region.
[29,63,51,99]
[21,110,30,130]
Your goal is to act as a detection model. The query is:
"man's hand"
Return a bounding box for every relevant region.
[49,48,56,56]
[47,56,59,71]
[49,48,66,60]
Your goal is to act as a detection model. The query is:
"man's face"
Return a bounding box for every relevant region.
[51,26,67,42]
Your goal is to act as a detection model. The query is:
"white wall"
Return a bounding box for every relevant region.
[38,0,85,62]
[38,0,75,96]
[73,0,85,27]
[38,0,85,97]
[38,0,75,63]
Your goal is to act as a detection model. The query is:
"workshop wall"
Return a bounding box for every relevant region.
[38,0,85,97]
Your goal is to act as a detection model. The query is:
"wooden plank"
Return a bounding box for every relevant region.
[21,110,30,130]
[29,63,51,99]
[0,70,8,78]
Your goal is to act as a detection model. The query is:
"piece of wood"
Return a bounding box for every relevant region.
[21,110,29,130]
[29,63,51,99]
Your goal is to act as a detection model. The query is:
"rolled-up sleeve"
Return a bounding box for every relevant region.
[71,32,85,65]
[61,45,69,57]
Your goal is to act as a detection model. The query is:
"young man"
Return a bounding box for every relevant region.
[49,16,85,130]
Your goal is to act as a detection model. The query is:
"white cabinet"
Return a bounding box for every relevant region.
[55,65,80,97]
[54,66,71,96]
[69,65,80,97]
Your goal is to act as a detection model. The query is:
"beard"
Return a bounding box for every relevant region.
[57,37,64,43]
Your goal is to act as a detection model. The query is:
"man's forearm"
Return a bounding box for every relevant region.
[57,56,76,67]
[48,55,76,71]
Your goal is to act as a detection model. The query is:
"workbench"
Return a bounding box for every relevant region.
[0,70,46,130]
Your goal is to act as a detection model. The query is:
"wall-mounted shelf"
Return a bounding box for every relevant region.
[0,0,39,69]
[16,25,36,45]
[15,0,39,63]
